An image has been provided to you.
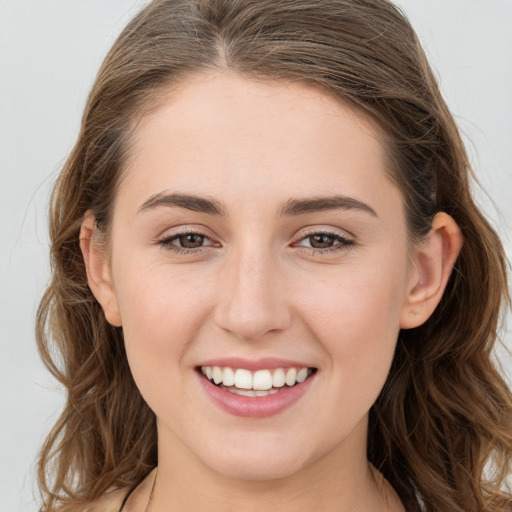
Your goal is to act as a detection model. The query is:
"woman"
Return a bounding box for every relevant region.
[36,0,512,511]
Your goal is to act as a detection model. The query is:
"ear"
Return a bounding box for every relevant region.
[79,211,122,327]
[400,212,463,329]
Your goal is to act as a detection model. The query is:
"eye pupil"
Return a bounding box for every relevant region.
[310,234,334,249]
[179,234,204,248]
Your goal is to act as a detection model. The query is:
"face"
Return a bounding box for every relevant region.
[98,71,420,481]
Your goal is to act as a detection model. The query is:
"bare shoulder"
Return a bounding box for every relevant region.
[59,469,155,512]
[83,488,128,512]
[85,487,128,512]
[57,487,128,512]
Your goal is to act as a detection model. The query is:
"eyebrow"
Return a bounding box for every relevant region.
[278,195,377,217]
[138,192,226,215]
[138,192,377,218]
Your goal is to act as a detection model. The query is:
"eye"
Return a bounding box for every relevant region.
[304,233,337,249]
[294,230,354,253]
[157,230,219,254]
[174,233,208,249]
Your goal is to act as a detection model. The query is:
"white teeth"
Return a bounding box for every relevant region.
[222,367,235,386]
[285,367,297,386]
[296,368,308,383]
[230,388,256,397]
[253,369,273,390]
[234,369,253,389]
[226,387,281,397]
[212,366,223,384]
[201,365,314,391]
[272,368,285,388]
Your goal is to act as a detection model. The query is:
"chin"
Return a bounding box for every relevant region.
[197,433,313,481]
[210,453,307,482]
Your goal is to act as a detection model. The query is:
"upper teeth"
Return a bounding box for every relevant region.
[201,366,311,390]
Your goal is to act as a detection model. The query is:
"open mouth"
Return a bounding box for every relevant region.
[198,366,317,397]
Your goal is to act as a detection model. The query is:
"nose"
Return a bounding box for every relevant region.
[213,249,292,341]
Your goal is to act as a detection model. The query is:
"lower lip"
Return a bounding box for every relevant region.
[198,372,315,418]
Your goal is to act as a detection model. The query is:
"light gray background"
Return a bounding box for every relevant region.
[1,1,511,511]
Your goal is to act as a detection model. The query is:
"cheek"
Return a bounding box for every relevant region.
[111,259,214,382]
[289,264,407,445]
[294,255,408,392]
[300,262,406,341]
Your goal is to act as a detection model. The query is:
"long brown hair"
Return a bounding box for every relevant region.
[37,1,511,510]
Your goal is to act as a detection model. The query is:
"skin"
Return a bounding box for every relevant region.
[81,70,462,511]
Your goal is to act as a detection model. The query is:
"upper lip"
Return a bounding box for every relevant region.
[197,357,316,371]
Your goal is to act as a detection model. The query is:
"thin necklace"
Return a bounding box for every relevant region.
[144,468,158,512]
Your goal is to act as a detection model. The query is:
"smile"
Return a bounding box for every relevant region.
[198,364,317,417]
[200,366,315,397]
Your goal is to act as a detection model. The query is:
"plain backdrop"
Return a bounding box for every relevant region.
[1,1,511,511]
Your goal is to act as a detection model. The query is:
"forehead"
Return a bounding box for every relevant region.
[119,70,398,214]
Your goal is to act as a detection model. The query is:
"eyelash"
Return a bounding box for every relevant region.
[157,229,355,256]
[294,230,355,254]
[157,229,218,255]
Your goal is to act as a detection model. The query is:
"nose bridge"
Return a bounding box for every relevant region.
[214,241,291,341]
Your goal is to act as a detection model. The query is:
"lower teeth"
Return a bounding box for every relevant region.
[220,386,281,397]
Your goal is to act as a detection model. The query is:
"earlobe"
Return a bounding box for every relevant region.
[400,212,463,329]
[79,211,122,327]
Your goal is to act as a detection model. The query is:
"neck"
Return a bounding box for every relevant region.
[148,419,402,512]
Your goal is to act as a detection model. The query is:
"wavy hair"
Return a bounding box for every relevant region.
[37,1,511,510]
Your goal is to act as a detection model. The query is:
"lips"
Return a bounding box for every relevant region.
[197,359,317,417]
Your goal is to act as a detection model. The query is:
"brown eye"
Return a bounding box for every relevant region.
[294,231,354,254]
[309,234,335,249]
[178,233,205,248]
[158,230,218,253]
